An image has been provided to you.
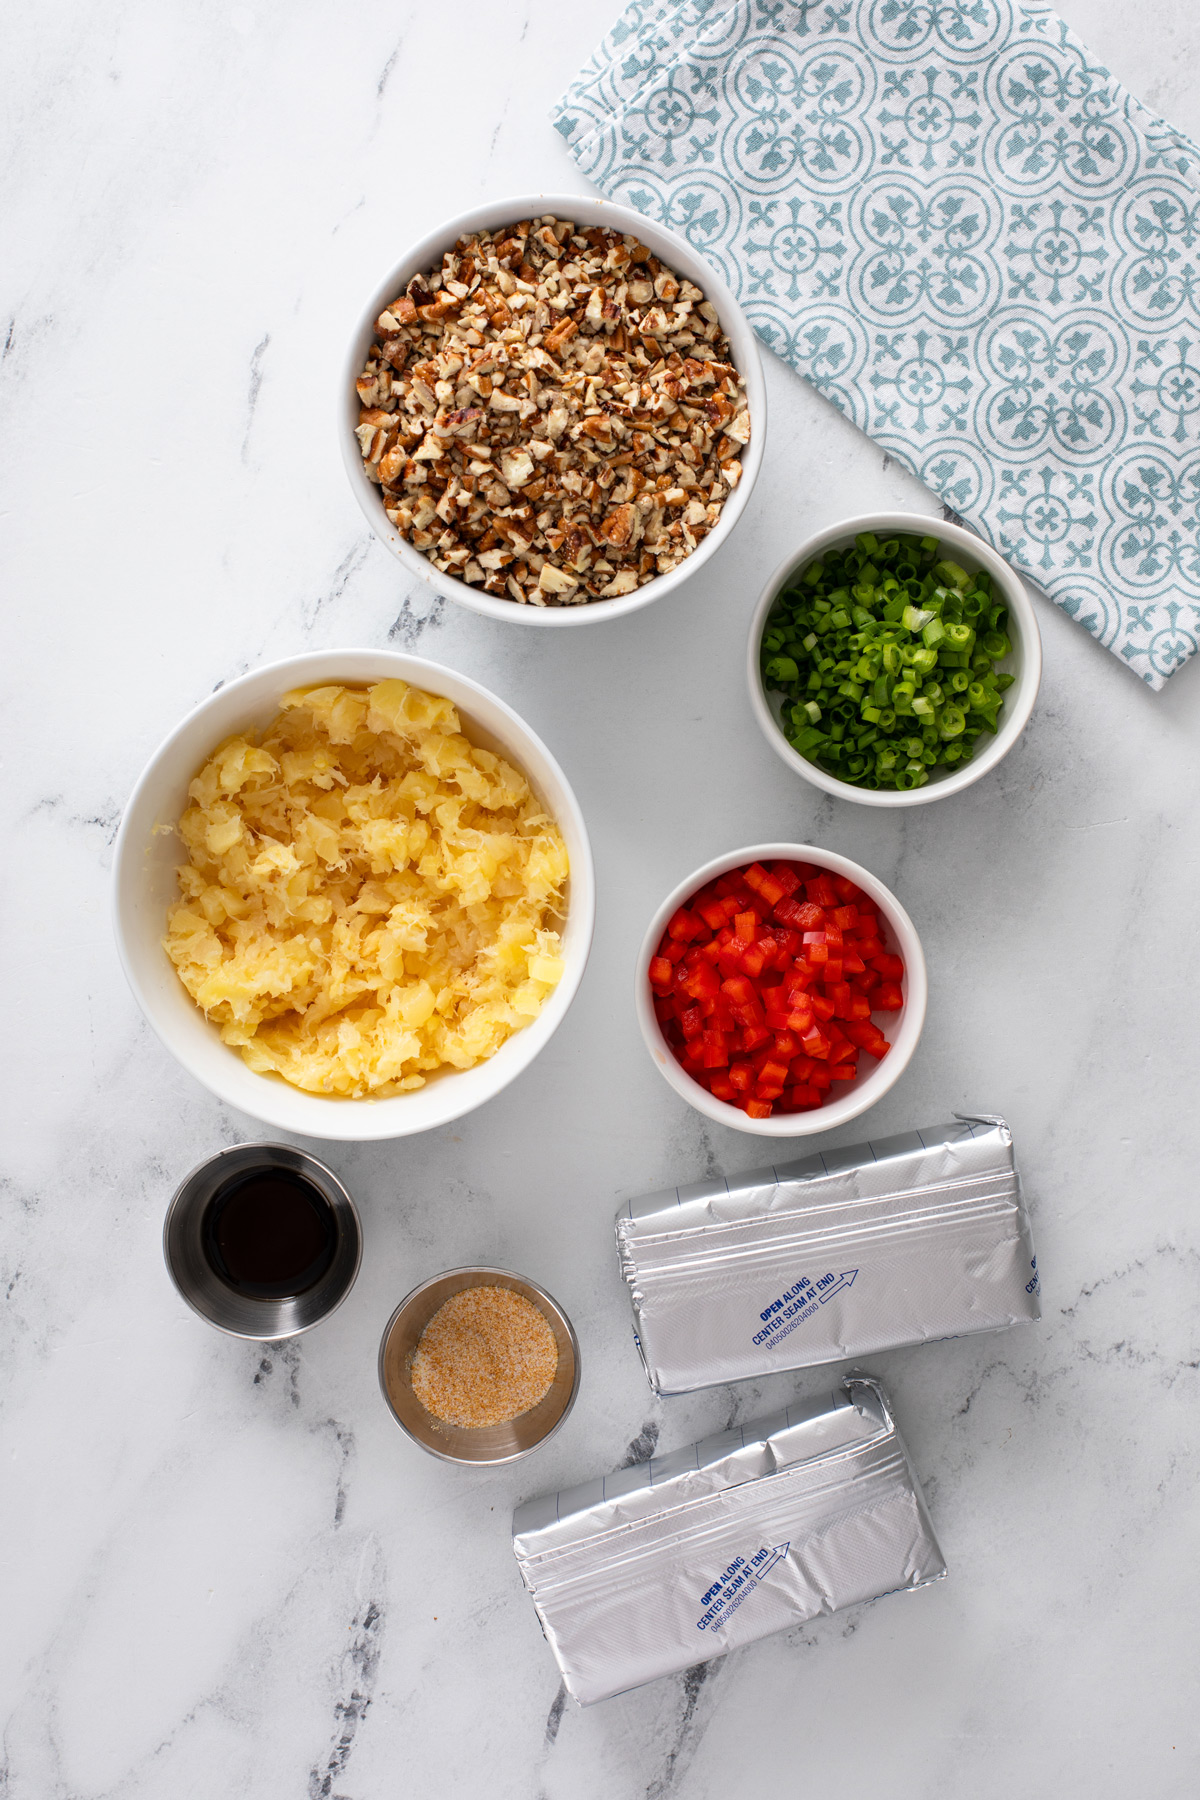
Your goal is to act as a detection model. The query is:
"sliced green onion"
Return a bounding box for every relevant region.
[759,534,1015,791]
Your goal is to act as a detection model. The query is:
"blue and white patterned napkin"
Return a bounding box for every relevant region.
[554,0,1200,687]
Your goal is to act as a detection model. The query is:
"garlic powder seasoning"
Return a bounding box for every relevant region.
[411,1286,558,1428]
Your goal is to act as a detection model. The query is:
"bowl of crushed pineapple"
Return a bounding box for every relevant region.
[113,650,594,1140]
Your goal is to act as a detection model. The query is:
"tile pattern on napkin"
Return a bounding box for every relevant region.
[554,0,1200,688]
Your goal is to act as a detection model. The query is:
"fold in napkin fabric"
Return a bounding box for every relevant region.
[554,0,1200,687]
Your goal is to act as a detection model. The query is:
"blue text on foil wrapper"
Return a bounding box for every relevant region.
[751,1270,858,1347]
[696,1544,790,1632]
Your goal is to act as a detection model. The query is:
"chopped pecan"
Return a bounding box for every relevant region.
[354,216,749,606]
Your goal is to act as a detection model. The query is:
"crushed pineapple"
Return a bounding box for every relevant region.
[164,680,569,1097]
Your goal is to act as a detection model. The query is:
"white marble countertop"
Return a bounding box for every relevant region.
[4,2,1200,1794]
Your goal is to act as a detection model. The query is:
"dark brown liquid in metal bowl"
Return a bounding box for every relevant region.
[201,1169,338,1300]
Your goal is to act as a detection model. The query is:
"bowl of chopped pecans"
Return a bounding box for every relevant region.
[342,194,766,624]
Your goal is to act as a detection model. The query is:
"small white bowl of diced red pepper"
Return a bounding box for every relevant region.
[635,844,927,1136]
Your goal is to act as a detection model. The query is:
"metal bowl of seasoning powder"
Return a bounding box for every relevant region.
[378,1268,581,1465]
[163,1143,362,1340]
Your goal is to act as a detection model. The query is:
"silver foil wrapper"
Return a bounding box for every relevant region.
[617,1116,1039,1395]
[512,1376,944,1706]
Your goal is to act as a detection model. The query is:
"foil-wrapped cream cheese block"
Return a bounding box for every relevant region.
[512,1376,944,1705]
[616,1116,1039,1395]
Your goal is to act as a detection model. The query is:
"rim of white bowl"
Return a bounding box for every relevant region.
[635,843,927,1137]
[746,512,1043,808]
[112,649,595,1140]
[340,192,767,626]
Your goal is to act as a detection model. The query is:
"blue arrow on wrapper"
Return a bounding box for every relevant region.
[818,1270,858,1305]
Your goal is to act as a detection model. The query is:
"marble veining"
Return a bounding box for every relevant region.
[3,1,1200,1796]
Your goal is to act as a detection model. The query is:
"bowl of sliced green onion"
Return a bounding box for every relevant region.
[747,513,1041,806]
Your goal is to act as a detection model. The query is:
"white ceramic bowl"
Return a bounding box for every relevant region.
[747,513,1042,807]
[635,843,927,1138]
[113,650,595,1141]
[341,192,766,626]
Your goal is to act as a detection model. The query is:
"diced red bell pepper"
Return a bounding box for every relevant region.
[653,859,903,1118]
[682,962,720,1001]
[769,863,801,896]
[668,907,701,941]
[787,1084,824,1110]
[871,953,905,981]
[805,875,838,907]
[793,1057,833,1090]
[741,936,779,977]
[744,863,787,905]
[733,910,757,946]
[828,982,854,1018]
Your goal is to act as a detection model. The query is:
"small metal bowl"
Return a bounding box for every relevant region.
[163,1143,362,1340]
[378,1267,581,1465]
